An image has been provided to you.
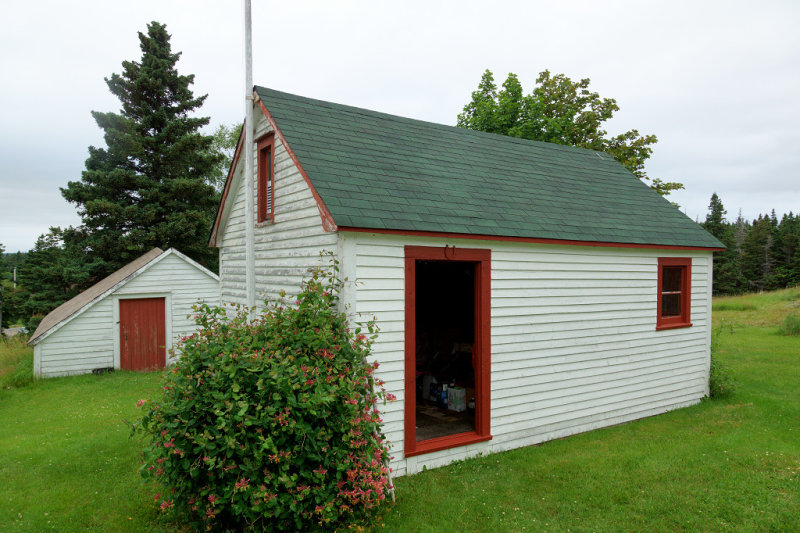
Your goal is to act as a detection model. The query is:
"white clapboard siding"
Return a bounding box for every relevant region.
[218,112,337,307]
[344,231,713,475]
[36,298,115,377]
[34,250,220,378]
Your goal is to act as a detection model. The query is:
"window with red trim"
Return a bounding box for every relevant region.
[657,257,692,330]
[257,133,275,222]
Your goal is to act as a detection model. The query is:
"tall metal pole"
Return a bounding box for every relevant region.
[243,0,256,312]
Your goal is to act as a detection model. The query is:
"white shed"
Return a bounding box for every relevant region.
[29,248,219,378]
[210,87,724,476]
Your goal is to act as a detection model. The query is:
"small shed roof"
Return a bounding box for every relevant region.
[28,248,217,345]
[245,87,722,249]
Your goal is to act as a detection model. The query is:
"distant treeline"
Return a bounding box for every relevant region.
[0,250,28,329]
[701,193,799,295]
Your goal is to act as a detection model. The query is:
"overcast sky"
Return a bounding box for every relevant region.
[1,0,798,252]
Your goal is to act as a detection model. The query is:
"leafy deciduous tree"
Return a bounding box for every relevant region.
[457,69,684,197]
[206,123,241,192]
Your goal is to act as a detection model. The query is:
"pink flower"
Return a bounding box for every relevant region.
[385,393,397,402]
[136,399,147,407]
[234,477,250,490]
[208,494,218,504]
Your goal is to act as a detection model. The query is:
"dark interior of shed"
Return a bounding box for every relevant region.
[414,260,476,441]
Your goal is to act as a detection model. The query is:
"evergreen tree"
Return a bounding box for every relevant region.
[18,229,89,330]
[774,213,800,287]
[457,69,684,197]
[734,209,750,250]
[741,215,776,292]
[703,193,728,237]
[0,247,28,329]
[61,21,221,279]
[701,193,742,294]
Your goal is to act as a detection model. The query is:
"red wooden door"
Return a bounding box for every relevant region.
[119,298,166,371]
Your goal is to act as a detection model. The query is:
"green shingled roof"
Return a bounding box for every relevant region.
[255,86,723,249]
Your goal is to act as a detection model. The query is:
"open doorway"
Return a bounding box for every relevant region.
[404,245,491,456]
[414,260,476,440]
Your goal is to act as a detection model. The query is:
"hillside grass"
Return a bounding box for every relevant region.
[0,287,798,532]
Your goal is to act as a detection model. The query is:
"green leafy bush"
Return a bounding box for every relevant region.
[778,313,800,336]
[709,324,735,399]
[134,263,393,531]
[709,354,735,399]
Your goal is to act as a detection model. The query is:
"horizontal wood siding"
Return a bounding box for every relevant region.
[36,253,220,378]
[346,232,712,476]
[37,298,114,377]
[218,111,337,307]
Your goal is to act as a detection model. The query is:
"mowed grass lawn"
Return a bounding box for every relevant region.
[0,370,178,532]
[1,288,798,532]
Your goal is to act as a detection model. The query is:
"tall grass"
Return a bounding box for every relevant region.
[779,313,800,336]
[0,334,34,389]
[709,331,736,399]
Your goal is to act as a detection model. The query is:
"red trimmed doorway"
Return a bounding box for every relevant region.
[404,246,491,457]
[119,297,166,371]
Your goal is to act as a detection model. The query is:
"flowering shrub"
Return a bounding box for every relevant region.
[134,263,393,531]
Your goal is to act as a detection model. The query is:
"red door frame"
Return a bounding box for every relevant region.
[404,245,492,457]
[119,297,166,371]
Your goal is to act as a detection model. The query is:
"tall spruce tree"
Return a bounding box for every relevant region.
[61,21,221,277]
[741,215,776,292]
[702,193,742,294]
[774,213,800,287]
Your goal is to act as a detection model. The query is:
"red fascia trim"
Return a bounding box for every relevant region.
[209,124,245,247]
[656,257,692,330]
[257,100,337,232]
[341,226,724,252]
[404,245,492,457]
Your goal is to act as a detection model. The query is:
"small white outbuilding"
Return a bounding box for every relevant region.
[28,248,219,378]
